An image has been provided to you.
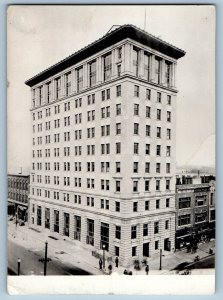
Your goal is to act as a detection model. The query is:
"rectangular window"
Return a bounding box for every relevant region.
[178,214,191,226]
[145,144,150,155]
[165,220,169,230]
[134,104,139,116]
[117,64,121,77]
[134,85,139,97]
[116,181,121,192]
[65,72,71,96]
[165,61,172,87]
[155,241,159,250]
[104,52,112,81]
[133,162,138,173]
[145,162,150,173]
[77,67,83,92]
[157,127,161,138]
[166,163,170,173]
[167,95,171,105]
[134,123,139,135]
[146,89,151,100]
[166,198,170,208]
[133,48,139,77]
[167,111,171,122]
[143,224,148,236]
[166,179,170,190]
[89,60,96,87]
[154,221,159,234]
[167,129,171,140]
[116,85,121,97]
[55,77,61,100]
[116,142,121,154]
[115,226,121,239]
[133,181,138,192]
[116,104,121,115]
[131,225,137,239]
[156,180,160,191]
[145,200,149,210]
[132,246,137,257]
[145,180,150,192]
[134,143,139,154]
[155,58,161,84]
[166,146,171,157]
[116,123,121,135]
[133,202,138,212]
[146,106,151,118]
[116,162,121,173]
[146,125,150,136]
[115,201,120,212]
[156,199,160,209]
[157,109,161,120]
[156,163,160,173]
[179,197,191,209]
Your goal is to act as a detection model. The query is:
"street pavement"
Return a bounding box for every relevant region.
[8,219,215,276]
[8,240,90,275]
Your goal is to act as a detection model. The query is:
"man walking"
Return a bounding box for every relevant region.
[145,264,149,275]
[99,258,103,270]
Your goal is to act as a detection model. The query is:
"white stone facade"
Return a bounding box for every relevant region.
[26,25,185,266]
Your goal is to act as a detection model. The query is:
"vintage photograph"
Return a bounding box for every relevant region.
[7,4,215,294]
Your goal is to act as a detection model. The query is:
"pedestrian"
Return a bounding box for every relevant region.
[145,264,149,275]
[115,256,119,268]
[99,258,103,270]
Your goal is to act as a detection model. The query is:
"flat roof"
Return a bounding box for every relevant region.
[8,174,30,178]
[25,24,185,87]
[176,183,210,190]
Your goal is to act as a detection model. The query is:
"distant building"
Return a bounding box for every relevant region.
[25,24,185,266]
[175,181,215,249]
[7,174,30,222]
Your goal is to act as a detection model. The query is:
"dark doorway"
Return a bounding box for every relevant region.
[143,242,149,257]
[164,238,171,251]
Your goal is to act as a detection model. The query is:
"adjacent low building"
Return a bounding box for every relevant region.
[7,174,30,222]
[175,179,215,249]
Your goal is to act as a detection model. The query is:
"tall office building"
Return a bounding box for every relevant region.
[25,25,185,266]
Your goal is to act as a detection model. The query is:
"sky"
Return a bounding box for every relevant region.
[7,5,215,174]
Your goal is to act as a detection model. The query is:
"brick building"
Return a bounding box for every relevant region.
[7,174,30,222]
[175,180,215,248]
[25,25,185,266]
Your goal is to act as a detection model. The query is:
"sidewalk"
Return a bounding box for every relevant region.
[8,218,215,276]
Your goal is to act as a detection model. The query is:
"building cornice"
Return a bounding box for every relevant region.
[25,24,185,87]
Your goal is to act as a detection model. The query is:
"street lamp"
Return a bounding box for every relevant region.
[17,258,21,276]
[102,244,106,269]
[44,240,48,276]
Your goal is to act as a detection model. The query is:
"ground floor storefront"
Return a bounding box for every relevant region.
[28,199,176,267]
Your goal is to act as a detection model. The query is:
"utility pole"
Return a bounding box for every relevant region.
[159,249,162,270]
[102,244,106,269]
[17,258,21,275]
[44,240,48,276]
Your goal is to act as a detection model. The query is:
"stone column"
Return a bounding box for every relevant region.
[124,43,131,75]
[161,59,166,86]
[172,63,176,89]
[94,219,101,251]
[71,69,76,93]
[83,63,88,89]
[150,55,156,82]
[138,50,144,78]
[96,56,102,84]
[59,210,64,236]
